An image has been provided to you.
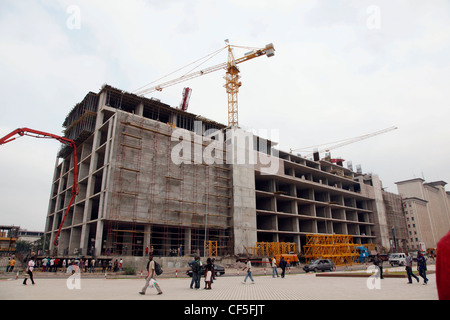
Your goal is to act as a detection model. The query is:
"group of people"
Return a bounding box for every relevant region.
[372,251,429,284]
[270,256,289,279]
[244,256,291,284]
[405,251,429,284]
[36,257,126,273]
[138,255,291,296]
[189,256,215,289]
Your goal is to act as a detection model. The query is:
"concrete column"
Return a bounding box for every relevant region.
[227,128,257,255]
[185,228,192,255]
[79,224,89,256]
[144,225,151,256]
[136,102,144,116]
[94,221,103,256]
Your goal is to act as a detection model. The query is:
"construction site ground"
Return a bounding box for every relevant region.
[0,263,438,301]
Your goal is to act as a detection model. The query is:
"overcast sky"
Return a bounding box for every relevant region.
[1,0,449,231]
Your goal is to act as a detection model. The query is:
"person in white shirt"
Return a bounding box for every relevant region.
[242,258,255,284]
[23,256,36,285]
[49,258,55,272]
[272,257,279,278]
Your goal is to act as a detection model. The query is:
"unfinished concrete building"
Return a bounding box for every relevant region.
[47,85,245,257]
[254,151,377,249]
[45,84,385,258]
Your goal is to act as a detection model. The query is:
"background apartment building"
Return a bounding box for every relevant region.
[396,178,450,250]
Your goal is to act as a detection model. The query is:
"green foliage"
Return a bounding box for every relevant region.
[123,266,136,275]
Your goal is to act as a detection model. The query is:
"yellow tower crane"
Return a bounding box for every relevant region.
[134,42,275,128]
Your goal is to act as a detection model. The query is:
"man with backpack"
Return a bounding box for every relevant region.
[189,256,202,289]
[139,255,163,295]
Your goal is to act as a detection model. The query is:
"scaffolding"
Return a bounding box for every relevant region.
[105,112,233,257]
[0,225,19,254]
[303,234,360,266]
[245,242,296,257]
[58,92,98,158]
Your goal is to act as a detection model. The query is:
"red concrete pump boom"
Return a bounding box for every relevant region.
[0,127,78,247]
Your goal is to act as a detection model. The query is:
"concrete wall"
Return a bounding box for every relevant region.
[226,128,257,255]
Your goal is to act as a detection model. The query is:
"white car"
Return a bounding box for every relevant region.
[389,253,406,266]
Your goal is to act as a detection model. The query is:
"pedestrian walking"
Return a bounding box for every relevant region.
[204,258,215,289]
[46,257,50,271]
[211,258,216,284]
[272,257,279,278]
[42,257,47,272]
[374,254,384,279]
[49,258,55,272]
[279,256,287,278]
[8,257,16,273]
[417,251,428,285]
[405,252,419,284]
[90,258,96,273]
[189,256,202,289]
[139,255,163,295]
[54,258,59,272]
[242,258,255,284]
[23,256,35,285]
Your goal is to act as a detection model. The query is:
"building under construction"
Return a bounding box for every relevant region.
[45,84,401,259]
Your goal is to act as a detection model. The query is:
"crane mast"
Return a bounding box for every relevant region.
[226,45,241,127]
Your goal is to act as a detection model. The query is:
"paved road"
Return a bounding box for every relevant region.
[0,266,438,301]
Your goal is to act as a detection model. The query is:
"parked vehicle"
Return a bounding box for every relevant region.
[303,259,335,273]
[389,253,406,266]
[186,264,225,277]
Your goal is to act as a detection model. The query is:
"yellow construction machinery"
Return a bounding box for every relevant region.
[245,241,296,257]
[303,234,361,266]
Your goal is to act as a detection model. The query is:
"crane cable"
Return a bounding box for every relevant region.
[133,46,228,94]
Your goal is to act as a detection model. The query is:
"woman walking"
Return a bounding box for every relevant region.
[23,256,36,285]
